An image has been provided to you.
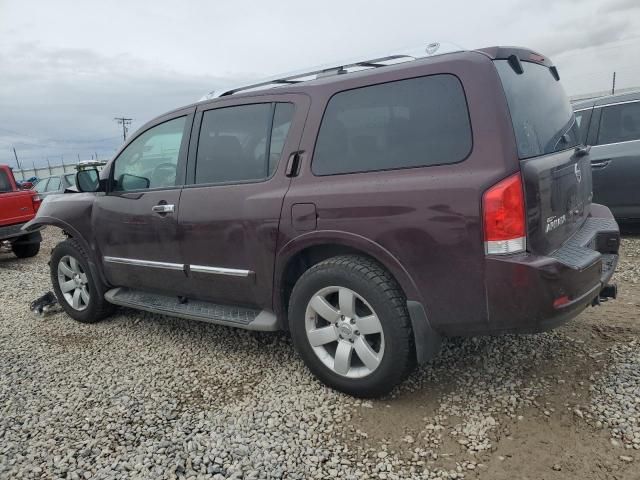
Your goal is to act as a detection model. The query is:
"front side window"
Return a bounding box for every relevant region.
[598,101,640,145]
[64,173,76,187]
[574,109,592,144]
[0,170,11,192]
[195,102,294,185]
[45,177,61,192]
[313,74,472,175]
[113,116,186,192]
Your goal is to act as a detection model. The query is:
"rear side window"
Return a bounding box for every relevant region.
[312,75,472,175]
[195,102,294,184]
[0,170,11,192]
[597,101,640,145]
[495,60,579,159]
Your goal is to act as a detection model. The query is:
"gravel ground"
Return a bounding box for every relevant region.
[1,228,639,480]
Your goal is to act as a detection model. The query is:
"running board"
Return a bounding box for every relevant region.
[104,288,278,331]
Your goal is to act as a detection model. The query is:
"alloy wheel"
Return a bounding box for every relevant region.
[57,255,90,311]
[304,286,385,378]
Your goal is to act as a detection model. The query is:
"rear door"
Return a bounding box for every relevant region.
[177,94,309,309]
[495,58,590,254]
[589,99,640,219]
[93,109,194,295]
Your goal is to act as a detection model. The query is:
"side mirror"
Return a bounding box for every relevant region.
[76,169,100,192]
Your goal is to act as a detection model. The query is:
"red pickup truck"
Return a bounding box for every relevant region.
[0,164,42,258]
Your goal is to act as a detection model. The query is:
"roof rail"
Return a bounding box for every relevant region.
[200,42,464,100]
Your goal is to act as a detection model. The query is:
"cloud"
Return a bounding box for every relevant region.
[0,44,241,165]
[602,0,640,13]
[536,18,633,57]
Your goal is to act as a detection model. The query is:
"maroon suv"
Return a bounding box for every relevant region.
[26,45,619,397]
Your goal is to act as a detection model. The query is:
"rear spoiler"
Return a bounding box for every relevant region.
[476,46,560,80]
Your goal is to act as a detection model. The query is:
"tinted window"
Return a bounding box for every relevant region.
[0,170,11,192]
[196,103,293,184]
[113,116,186,192]
[45,177,61,192]
[313,75,471,175]
[496,60,579,159]
[269,103,295,174]
[574,109,592,144]
[64,173,76,187]
[34,179,49,193]
[598,101,640,145]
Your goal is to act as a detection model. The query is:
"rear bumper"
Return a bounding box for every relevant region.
[0,222,43,241]
[480,204,619,335]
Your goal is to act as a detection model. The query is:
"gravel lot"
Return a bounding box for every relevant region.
[1,228,639,480]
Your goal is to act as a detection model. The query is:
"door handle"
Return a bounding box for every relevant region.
[591,160,611,169]
[152,204,175,214]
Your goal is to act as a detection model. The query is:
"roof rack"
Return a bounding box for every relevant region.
[200,42,464,100]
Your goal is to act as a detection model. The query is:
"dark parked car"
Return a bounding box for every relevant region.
[573,91,640,222]
[33,173,77,199]
[26,45,620,397]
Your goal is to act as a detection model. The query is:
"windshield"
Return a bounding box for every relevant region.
[495,60,580,159]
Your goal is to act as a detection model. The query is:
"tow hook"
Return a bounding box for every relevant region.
[593,283,617,306]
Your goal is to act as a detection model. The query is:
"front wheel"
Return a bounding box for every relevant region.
[50,238,114,323]
[288,255,415,397]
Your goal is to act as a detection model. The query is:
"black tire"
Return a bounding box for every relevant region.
[11,242,40,258]
[288,255,415,398]
[50,238,114,323]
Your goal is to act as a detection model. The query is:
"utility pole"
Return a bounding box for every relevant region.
[612,71,616,95]
[114,117,132,142]
[12,147,21,169]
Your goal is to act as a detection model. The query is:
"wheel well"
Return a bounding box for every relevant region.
[280,244,395,320]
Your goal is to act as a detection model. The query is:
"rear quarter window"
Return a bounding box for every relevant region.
[312,74,472,175]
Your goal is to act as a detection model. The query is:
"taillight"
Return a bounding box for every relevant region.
[483,173,526,255]
[32,194,42,212]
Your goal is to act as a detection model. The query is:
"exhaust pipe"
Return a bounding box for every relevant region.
[600,283,617,300]
[592,283,617,306]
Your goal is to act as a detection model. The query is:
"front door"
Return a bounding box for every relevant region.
[178,94,309,309]
[93,111,194,295]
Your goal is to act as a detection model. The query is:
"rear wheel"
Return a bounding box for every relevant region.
[289,255,415,397]
[11,242,40,258]
[50,238,114,323]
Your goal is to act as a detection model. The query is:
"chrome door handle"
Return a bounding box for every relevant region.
[152,204,175,213]
[591,160,611,169]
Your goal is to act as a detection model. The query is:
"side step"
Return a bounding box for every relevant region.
[104,288,278,331]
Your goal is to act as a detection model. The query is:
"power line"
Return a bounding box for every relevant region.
[114,117,132,142]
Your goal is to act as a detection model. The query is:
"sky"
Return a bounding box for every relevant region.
[1,0,639,168]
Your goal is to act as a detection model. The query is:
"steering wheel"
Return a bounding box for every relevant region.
[150,163,177,188]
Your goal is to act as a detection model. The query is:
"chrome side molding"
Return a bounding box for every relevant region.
[190,265,252,277]
[103,256,184,271]
[103,256,252,277]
